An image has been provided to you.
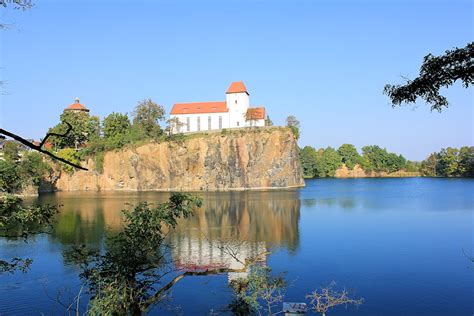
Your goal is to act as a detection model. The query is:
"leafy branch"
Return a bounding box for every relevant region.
[0,123,88,171]
[384,42,474,111]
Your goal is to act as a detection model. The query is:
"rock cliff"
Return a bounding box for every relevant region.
[51,127,305,192]
[334,164,420,178]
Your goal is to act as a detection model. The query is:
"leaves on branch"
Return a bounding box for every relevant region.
[384,42,474,111]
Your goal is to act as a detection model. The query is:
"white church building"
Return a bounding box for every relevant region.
[170,81,266,133]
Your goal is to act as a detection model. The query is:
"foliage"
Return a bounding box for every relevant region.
[300,144,414,178]
[0,194,59,273]
[165,116,185,136]
[57,148,81,174]
[286,115,300,140]
[300,146,319,178]
[316,147,343,178]
[3,141,20,161]
[337,144,361,170]
[0,257,32,274]
[0,151,52,193]
[0,194,58,238]
[0,160,23,193]
[102,112,131,140]
[420,153,437,177]
[132,99,166,138]
[0,0,33,10]
[18,151,52,186]
[384,42,474,111]
[94,151,105,173]
[306,281,364,316]
[66,193,202,314]
[49,111,100,149]
[420,146,473,177]
[361,145,406,173]
[265,115,273,126]
[229,264,286,315]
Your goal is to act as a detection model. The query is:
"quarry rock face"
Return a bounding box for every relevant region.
[52,128,305,192]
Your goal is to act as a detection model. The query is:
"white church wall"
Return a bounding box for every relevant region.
[170,112,230,133]
[226,92,249,128]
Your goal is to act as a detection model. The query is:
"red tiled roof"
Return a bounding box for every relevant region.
[65,98,89,112]
[226,81,248,94]
[246,107,265,120]
[170,101,228,115]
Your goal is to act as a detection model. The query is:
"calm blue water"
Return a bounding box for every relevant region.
[0,178,472,315]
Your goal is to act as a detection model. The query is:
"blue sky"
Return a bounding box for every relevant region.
[0,0,472,160]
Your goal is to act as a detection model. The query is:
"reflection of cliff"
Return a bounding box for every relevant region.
[39,190,301,253]
[39,193,127,245]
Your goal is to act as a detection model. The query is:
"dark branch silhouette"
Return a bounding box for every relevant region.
[384,42,474,111]
[0,123,88,171]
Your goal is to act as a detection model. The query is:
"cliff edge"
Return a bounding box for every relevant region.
[51,127,305,192]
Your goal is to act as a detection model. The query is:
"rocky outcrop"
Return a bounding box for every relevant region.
[335,164,420,178]
[51,127,305,192]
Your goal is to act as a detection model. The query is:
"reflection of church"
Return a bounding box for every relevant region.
[168,191,301,281]
[172,237,267,281]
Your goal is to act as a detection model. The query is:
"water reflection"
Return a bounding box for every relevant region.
[38,190,301,261]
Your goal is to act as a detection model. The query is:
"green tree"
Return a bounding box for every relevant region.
[56,148,81,174]
[458,146,474,177]
[66,194,202,314]
[286,115,300,140]
[316,147,342,177]
[265,115,273,126]
[436,147,460,177]
[384,42,473,111]
[49,111,100,149]
[337,144,361,170]
[0,160,22,193]
[132,99,166,138]
[3,141,20,162]
[1,155,58,273]
[103,112,131,139]
[420,153,438,176]
[300,146,319,178]
[18,151,52,186]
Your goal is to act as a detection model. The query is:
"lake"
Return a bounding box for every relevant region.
[0,178,472,315]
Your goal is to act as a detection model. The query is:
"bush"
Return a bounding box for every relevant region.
[19,152,52,186]
[57,148,81,174]
[0,160,23,193]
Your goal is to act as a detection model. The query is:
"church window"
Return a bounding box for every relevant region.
[208,116,211,130]
[197,117,201,131]
[219,116,222,129]
[186,117,190,132]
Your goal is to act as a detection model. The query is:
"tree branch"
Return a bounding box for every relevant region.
[0,125,88,171]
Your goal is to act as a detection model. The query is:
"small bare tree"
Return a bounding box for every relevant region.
[166,117,185,136]
[306,281,363,316]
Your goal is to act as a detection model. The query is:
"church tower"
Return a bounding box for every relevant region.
[226,81,249,128]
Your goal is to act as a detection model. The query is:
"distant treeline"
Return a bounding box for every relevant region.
[300,144,474,178]
[419,146,473,177]
[299,144,414,178]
